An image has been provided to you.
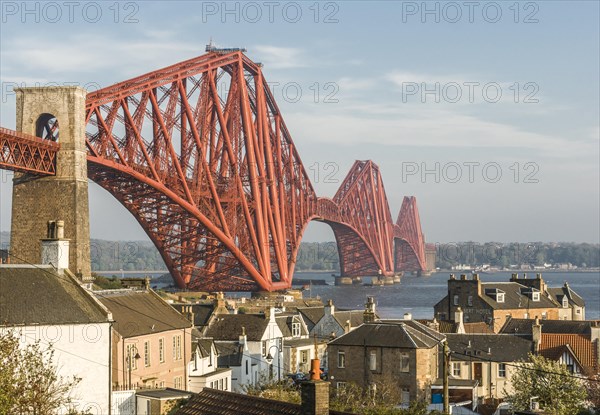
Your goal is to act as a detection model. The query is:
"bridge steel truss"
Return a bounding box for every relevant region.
[0,51,428,291]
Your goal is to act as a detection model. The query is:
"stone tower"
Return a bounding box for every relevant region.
[10,87,92,283]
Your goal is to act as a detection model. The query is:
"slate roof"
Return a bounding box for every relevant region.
[446,334,533,362]
[276,314,308,338]
[194,338,214,358]
[329,319,444,349]
[95,289,191,337]
[547,283,586,307]
[298,307,325,327]
[333,310,365,328]
[417,319,457,333]
[137,388,191,399]
[206,314,269,341]
[171,303,218,327]
[464,322,495,334]
[540,333,597,370]
[214,341,244,367]
[0,266,109,325]
[175,387,355,415]
[479,282,557,310]
[500,318,599,336]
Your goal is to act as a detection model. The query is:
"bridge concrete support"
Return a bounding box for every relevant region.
[10,87,92,284]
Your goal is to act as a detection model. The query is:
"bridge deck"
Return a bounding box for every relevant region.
[0,127,59,175]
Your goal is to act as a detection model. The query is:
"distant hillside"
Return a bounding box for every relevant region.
[2,231,597,270]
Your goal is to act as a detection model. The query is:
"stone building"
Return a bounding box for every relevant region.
[94,287,193,391]
[433,273,578,332]
[298,300,366,339]
[327,316,445,404]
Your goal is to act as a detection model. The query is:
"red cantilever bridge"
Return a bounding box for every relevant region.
[0,50,429,291]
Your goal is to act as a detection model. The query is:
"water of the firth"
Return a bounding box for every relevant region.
[287,271,600,320]
[99,270,600,320]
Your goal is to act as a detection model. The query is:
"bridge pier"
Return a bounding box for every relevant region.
[10,87,92,285]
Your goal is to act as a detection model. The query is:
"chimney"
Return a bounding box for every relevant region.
[186,306,195,325]
[344,320,351,334]
[301,356,330,415]
[364,296,376,323]
[325,299,335,316]
[532,317,542,353]
[430,317,440,332]
[41,220,69,272]
[239,326,248,350]
[454,307,465,334]
[143,276,151,290]
[403,312,412,320]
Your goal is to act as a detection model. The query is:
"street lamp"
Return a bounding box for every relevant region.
[265,344,281,381]
[126,346,141,390]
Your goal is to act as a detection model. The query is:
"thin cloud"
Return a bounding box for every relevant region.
[252,45,307,70]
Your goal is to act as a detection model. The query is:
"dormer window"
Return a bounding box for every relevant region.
[562,297,569,308]
[292,322,301,337]
[532,292,540,302]
[497,293,505,303]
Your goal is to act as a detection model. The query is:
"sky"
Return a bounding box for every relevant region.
[0,1,599,244]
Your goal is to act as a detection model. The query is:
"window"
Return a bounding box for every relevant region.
[219,378,224,390]
[369,351,377,371]
[401,388,410,405]
[262,341,267,356]
[292,322,301,337]
[532,292,540,302]
[225,377,228,390]
[174,376,183,389]
[400,353,410,373]
[498,363,506,378]
[453,295,459,306]
[301,350,309,364]
[144,341,151,367]
[245,360,249,375]
[336,381,347,390]
[173,335,182,360]
[452,362,461,377]
[337,351,346,368]
[126,344,137,370]
[159,338,165,363]
[562,297,569,308]
[467,296,473,306]
[541,311,547,319]
[576,309,581,314]
[497,293,505,303]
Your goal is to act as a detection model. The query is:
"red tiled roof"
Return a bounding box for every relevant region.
[540,333,597,370]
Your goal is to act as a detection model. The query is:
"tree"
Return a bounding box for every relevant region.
[505,354,588,415]
[0,331,83,415]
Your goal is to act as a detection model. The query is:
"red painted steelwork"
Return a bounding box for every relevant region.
[0,127,59,175]
[394,196,427,272]
[0,51,428,290]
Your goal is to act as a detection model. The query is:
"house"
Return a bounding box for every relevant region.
[136,388,191,415]
[0,226,112,414]
[205,309,284,390]
[546,282,586,320]
[445,333,533,404]
[327,315,445,404]
[175,361,355,415]
[299,300,366,339]
[501,318,600,375]
[94,287,193,391]
[171,292,229,335]
[187,337,232,392]
[276,313,328,375]
[434,274,578,332]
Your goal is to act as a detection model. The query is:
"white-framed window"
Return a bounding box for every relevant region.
[159,338,165,363]
[532,292,540,302]
[219,378,224,390]
[467,296,473,306]
[301,350,309,364]
[336,381,347,390]
[337,351,346,368]
[174,376,183,389]
[369,351,377,371]
[541,311,547,319]
[497,293,505,303]
[262,340,267,356]
[452,362,461,377]
[498,363,507,377]
[292,322,301,337]
[144,340,151,367]
[562,297,569,308]
[173,335,182,360]
[400,353,410,373]
[576,309,581,314]
[126,343,138,370]
[453,295,459,306]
